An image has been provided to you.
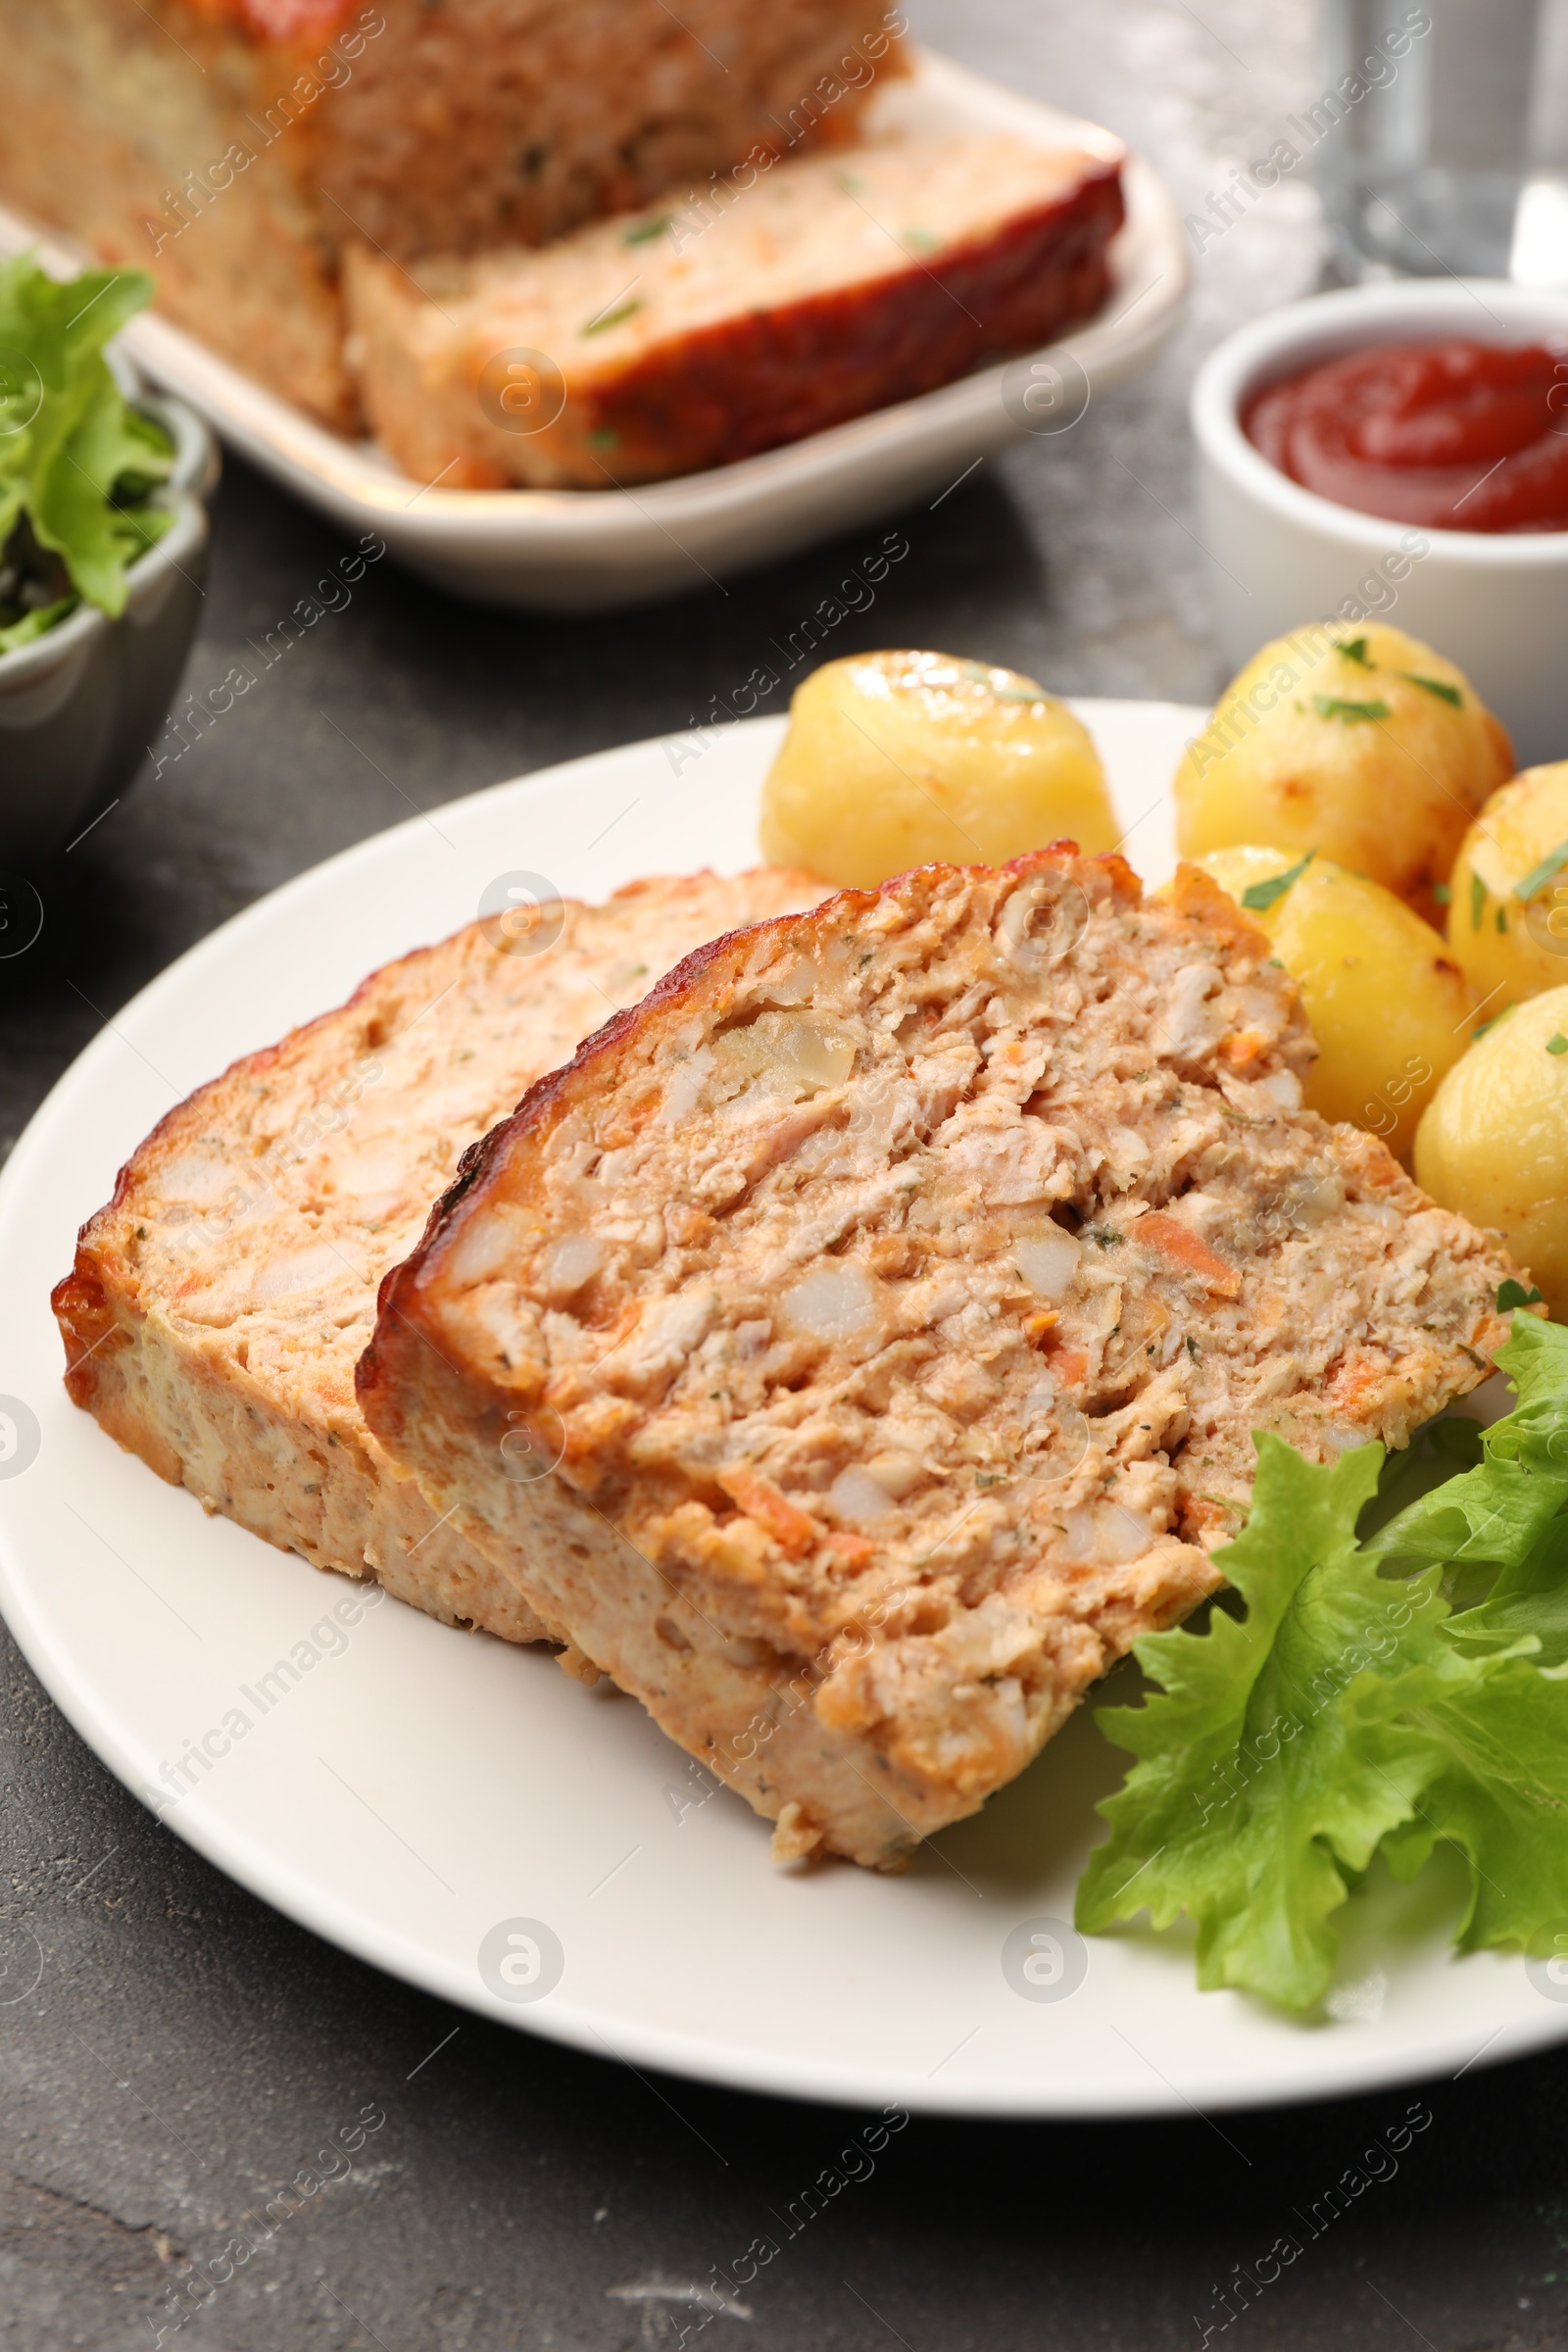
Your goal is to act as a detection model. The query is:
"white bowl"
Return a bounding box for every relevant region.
[1191,279,1568,768]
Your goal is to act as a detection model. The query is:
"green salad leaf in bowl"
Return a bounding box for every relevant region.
[0,255,174,657]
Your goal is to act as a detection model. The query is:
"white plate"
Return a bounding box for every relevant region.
[0,52,1186,613]
[1,702,1558,2120]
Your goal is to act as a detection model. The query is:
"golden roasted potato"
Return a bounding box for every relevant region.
[1447,761,1568,1013]
[1173,623,1512,924]
[1414,984,1568,1320]
[759,650,1115,888]
[1194,844,1476,1165]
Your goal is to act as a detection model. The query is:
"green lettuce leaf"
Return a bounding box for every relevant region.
[0,596,75,656]
[1076,1314,1568,2009]
[1075,1438,1435,2008]
[0,254,171,623]
[1363,1320,1568,1579]
[1347,1642,1568,1954]
[1448,1516,1568,1660]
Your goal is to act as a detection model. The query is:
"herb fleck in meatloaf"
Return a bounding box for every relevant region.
[52,869,826,1645]
[0,0,902,429]
[359,853,1517,1867]
[344,127,1123,486]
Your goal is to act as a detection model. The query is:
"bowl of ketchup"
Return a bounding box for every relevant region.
[1192,281,1568,765]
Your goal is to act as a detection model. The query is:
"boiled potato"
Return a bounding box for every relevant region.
[759,650,1115,888]
[1447,761,1568,1013]
[1415,984,1568,1320]
[1194,844,1476,1165]
[1174,623,1513,923]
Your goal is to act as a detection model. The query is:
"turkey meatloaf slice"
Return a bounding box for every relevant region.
[53,867,827,1645]
[343,127,1123,488]
[358,852,1517,1867]
[1,0,900,427]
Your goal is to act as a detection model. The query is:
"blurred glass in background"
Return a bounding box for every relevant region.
[1318,0,1568,281]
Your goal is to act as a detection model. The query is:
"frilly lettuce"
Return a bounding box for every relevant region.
[1076,1316,1568,2010]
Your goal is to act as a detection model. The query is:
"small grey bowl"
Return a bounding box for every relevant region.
[0,368,215,864]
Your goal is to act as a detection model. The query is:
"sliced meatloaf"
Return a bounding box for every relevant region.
[53,868,826,1644]
[342,128,1123,487]
[0,0,901,428]
[359,853,1517,1867]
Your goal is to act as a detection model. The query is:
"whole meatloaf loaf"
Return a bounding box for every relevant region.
[0,0,903,429]
[359,853,1517,1868]
[52,868,826,1646]
[342,127,1124,486]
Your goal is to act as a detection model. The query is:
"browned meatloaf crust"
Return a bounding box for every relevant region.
[358,852,1518,1868]
[343,130,1124,488]
[52,868,826,1646]
[0,0,903,427]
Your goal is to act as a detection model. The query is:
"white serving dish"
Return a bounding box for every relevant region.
[2,703,1562,2120]
[1191,278,1568,768]
[0,51,1187,614]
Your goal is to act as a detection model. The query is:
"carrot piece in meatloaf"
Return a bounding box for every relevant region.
[358,853,1518,1868]
[0,0,903,428]
[52,869,827,1646]
[342,127,1124,485]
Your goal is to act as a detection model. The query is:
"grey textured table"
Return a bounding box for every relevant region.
[5,4,1565,2346]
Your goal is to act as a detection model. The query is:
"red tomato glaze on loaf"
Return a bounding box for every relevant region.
[179,0,361,39]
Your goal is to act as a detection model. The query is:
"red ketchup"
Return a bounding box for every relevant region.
[1244,340,1568,533]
